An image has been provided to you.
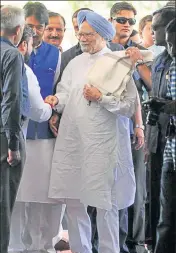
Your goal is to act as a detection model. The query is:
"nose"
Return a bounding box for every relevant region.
[51,29,58,37]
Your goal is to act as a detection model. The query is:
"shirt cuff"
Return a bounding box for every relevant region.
[99,95,120,106]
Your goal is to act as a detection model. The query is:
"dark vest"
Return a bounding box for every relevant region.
[27,42,59,139]
[148,50,172,153]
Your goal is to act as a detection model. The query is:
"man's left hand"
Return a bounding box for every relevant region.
[83,84,102,102]
[125,47,143,65]
[133,127,145,150]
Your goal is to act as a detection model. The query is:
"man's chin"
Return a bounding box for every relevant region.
[120,33,131,39]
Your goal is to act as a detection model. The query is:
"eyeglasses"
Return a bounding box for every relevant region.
[27,24,45,32]
[76,32,97,39]
[113,17,136,26]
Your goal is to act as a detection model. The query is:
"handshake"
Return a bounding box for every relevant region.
[44,95,59,108]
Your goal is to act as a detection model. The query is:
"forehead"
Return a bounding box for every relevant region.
[114,10,135,18]
[48,16,64,27]
[144,21,152,29]
[79,21,95,32]
[25,15,43,25]
[152,13,163,25]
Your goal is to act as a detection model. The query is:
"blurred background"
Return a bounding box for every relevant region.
[1,1,168,46]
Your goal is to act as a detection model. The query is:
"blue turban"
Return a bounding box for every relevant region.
[77,10,116,41]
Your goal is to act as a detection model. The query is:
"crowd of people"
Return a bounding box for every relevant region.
[0,1,175,253]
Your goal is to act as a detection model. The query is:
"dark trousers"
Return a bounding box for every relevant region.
[127,146,147,253]
[148,147,163,250]
[0,132,25,253]
[154,162,176,253]
[87,206,98,253]
[119,208,129,253]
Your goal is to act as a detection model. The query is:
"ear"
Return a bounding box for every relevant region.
[18,41,27,53]
[15,25,21,36]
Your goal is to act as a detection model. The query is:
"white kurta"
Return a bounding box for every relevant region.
[16,64,56,203]
[48,47,137,210]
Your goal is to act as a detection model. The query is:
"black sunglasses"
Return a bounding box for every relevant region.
[113,17,136,26]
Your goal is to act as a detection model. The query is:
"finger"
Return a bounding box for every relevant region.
[50,126,58,137]
[135,139,144,150]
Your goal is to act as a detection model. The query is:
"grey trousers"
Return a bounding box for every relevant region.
[0,131,25,253]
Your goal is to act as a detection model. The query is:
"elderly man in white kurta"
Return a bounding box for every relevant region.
[45,10,137,253]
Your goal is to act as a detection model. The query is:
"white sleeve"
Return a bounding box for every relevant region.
[99,77,138,118]
[53,50,61,86]
[26,66,52,122]
[54,62,72,113]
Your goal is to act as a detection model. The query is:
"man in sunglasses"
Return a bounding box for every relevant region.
[110,2,147,253]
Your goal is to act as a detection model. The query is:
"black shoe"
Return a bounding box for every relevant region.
[54,239,70,251]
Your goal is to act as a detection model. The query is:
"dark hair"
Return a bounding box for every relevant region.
[139,15,152,34]
[166,18,176,33]
[110,2,137,18]
[153,8,176,25]
[18,25,34,46]
[48,11,66,27]
[72,7,93,20]
[23,2,49,26]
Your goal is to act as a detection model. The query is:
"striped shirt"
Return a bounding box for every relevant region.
[163,58,176,168]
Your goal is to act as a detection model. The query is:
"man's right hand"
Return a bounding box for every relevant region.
[7,149,21,167]
[45,95,59,107]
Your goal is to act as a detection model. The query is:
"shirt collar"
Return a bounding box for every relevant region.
[0,36,16,47]
[124,39,133,49]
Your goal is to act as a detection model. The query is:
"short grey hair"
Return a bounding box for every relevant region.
[1,5,25,31]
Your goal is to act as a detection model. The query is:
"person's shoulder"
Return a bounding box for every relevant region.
[62,44,82,59]
[108,42,124,51]
[2,45,23,64]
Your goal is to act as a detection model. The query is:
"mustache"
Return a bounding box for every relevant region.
[48,36,60,40]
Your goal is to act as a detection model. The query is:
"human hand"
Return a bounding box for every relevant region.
[133,127,145,150]
[7,149,21,167]
[49,113,60,137]
[45,95,59,107]
[83,84,102,102]
[125,47,143,65]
